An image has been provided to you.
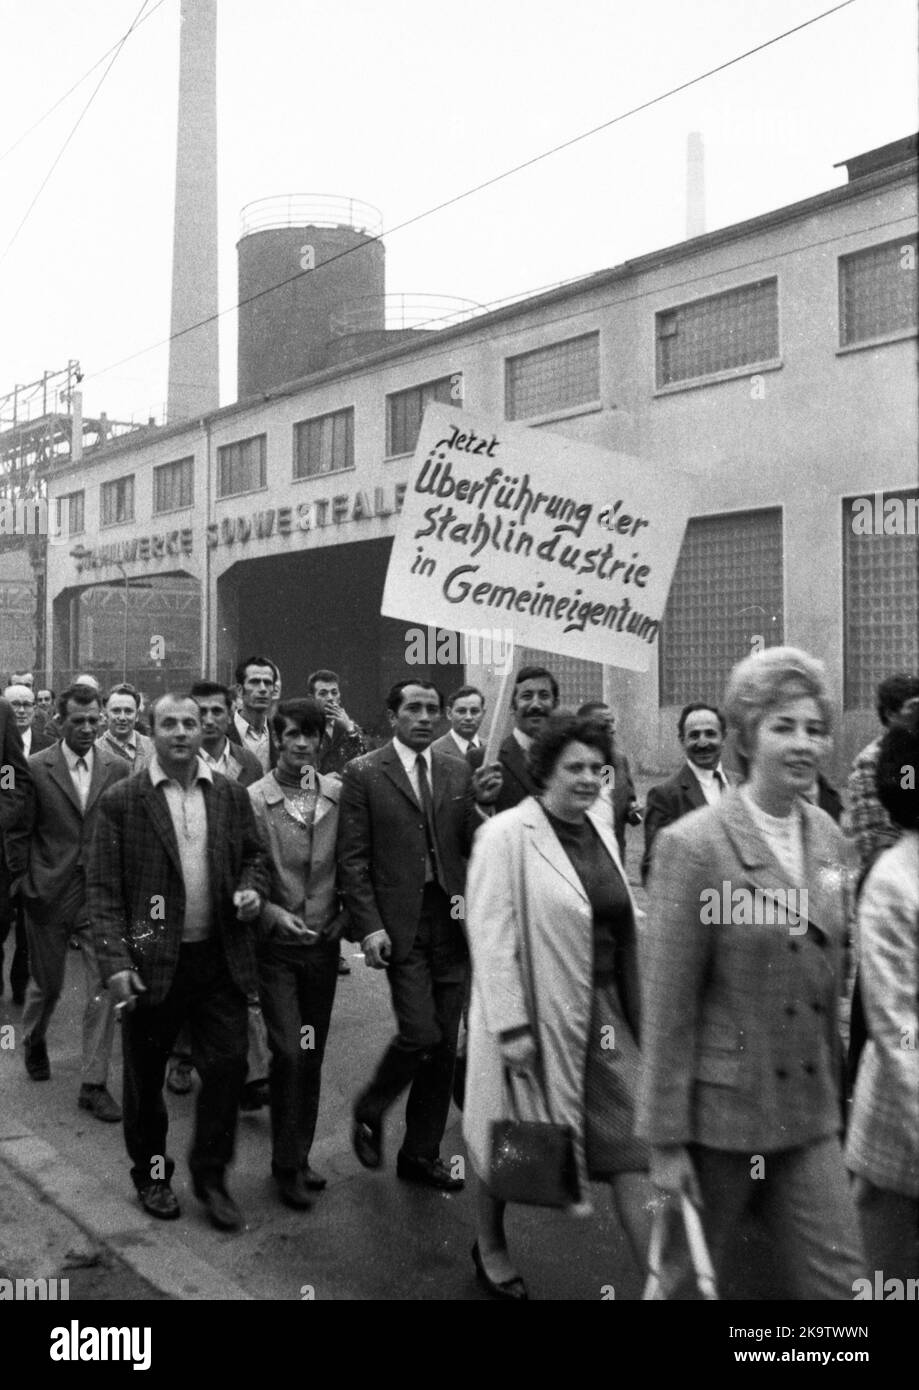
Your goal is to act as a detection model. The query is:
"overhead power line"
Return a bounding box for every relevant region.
[0,0,155,266]
[77,0,860,389]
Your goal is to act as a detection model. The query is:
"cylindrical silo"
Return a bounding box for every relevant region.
[236,195,385,399]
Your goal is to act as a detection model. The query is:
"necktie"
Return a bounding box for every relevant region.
[415,755,444,887]
[713,769,726,793]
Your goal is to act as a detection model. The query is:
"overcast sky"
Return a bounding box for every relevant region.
[1,0,915,425]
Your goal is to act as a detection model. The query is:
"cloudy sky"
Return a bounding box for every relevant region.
[1,0,915,424]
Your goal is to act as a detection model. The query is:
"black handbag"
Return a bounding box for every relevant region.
[488,1069,581,1209]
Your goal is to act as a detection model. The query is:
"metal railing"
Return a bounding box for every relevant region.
[239,194,383,239]
[329,293,487,337]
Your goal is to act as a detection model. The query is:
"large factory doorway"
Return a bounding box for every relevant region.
[216,538,463,741]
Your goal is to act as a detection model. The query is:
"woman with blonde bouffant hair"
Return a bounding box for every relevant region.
[636,647,865,1298]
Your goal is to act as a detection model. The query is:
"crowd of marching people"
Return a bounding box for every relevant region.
[0,650,916,1300]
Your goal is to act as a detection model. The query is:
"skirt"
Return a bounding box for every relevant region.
[583,976,649,1178]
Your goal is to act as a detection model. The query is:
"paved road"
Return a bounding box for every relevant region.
[1,825,651,1303]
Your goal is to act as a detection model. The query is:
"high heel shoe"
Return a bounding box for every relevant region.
[471,1240,529,1300]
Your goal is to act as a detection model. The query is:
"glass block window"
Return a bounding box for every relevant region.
[656,279,779,387]
[294,408,354,479]
[659,508,784,707]
[59,490,84,536]
[505,333,599,420]
[843,488,919,709]
[100,475,135,527]
[217,434,266,498]
[839,237,918,346]
[387,375,460,457]
[153,457,193,514]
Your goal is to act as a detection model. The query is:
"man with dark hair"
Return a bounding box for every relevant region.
[577,700,641,863]
[308,669,366,777]
[87,693,268,1229]
[10,684,128,1116]
[0,696,32,1005]
[486,665,559,814]
[98,683,154,771]
[338,679,502,1189]
[229,656,280,773]
[845,672,919,879]
[641,702,734,885]
[431,685,485,761]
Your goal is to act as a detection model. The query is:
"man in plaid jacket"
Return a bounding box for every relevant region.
[87,692,268,1231]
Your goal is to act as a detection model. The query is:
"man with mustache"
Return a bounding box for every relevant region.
[641,702,735,885]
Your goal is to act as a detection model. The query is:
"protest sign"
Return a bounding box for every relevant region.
[381,403,691,673]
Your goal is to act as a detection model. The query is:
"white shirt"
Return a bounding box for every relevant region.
[149,754,213,941]
[21,727,32,757]
[234,709,271,772]
[448,729,481,757]
[687,760,728,807]
[61,741,94,811]
[393,737,432,804]
[201,738,233,776]
[512,727,533,753]
[741,787,805,884]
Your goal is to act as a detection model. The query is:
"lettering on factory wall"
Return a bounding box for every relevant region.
[69,485,406,572]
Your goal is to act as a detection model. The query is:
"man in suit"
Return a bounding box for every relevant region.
[338,679,502,1190]
[487,665,559,814]
[11,684,128,1119]
[431,684,485,762]
[641,702,734,885]
[86,693,268,1229]
[578,700,641,863]
[3,684,56,756]
[309,668,367,777]
[228,655,280,774]
[97,683,154,771]
[0,695,31,1004]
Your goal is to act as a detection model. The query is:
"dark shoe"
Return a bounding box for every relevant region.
[337,953,351,975]
[352,1116,382,1170]
[137,1179,181,1220]
[24,1036,50,1081]
[78,1085,122,1123]
[300,1163,327,1191]
[194,1182,243,1232]
[273,1169,313,1210]
[166,1059,194,1095]
[471,1241,529,1300]
[396,1151,464,1192]
[238,1079,269,1112]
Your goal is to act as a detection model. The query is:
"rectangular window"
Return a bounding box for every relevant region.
[153,456,194,514]
[386,375,460,457]
[217,434,267,498]
[656,279,779,387]
[505,333,600,420]
[839,237,918,346]
[59,490,84,536]
[843,488,919,709]
[100,475,135,527]
[293,408,355,479]
[659,508,785,707]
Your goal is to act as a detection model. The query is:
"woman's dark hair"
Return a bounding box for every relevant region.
[271,697,325,741]
[528,712,612,789]
[874,714,919,830]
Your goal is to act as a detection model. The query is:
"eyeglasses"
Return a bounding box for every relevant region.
[9,701,35,709]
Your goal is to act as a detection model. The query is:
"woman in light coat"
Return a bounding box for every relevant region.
[464,712,653,1300]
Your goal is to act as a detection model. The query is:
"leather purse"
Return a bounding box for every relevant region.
[488,1070,581,1209]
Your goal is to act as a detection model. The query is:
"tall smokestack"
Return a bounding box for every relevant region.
[167,0,219,423]
[686,131,706,239]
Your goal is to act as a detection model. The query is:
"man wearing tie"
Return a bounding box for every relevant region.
[12,684,128,1117]
[431,685,486,762]
[338,680,502,1190]
[641,702,733,885]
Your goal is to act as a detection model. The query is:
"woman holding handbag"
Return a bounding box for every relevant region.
[463,712,654,1300]
[636,647,864,1298]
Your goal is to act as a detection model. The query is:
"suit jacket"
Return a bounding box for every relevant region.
[227,716,278,770]
[23,726,57,755]
[463,797,640,1191]
[95,728,154,772]
[13,742,129,916]
[317,719,366,777]
[641,762,737,885]
[430,730,481,763]
[337,741,480,962]
[816,773,843,825]
[636,789,848,1153]
[86,768,269,1006]
[485,733,538,814]
[208,739,263,788]
[0,699,31,878]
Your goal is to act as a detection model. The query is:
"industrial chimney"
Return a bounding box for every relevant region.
[167,0,219,423]
[686,131,706,239]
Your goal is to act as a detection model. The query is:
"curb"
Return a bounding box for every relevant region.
[0,1121,253,1301]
